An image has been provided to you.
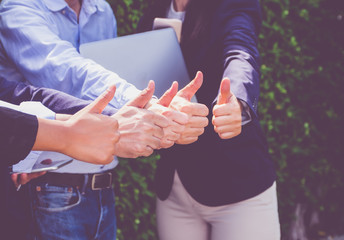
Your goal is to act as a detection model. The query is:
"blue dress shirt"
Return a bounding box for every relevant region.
[0,0,140,110]
[0,0,134,173]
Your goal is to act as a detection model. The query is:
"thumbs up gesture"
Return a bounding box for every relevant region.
[162,71,209,145]
[212,78,242,139]
[111,81,171,158]
[57,85,120,164]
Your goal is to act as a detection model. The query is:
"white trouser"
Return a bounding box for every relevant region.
[156,172,281,240]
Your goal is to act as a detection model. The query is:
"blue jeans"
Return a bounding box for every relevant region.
[29,183,116,240]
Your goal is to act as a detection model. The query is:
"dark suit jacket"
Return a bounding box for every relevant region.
[138,0,276,206]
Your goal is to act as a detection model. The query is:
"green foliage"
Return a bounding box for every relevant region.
[259,0,344,237]
[113,154,159,240]
[108,0,344,239]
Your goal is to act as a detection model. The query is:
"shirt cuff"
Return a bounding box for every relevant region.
[238,99,252,126]
[19,101,56,120]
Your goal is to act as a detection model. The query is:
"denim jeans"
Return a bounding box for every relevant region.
[29,183,116,240]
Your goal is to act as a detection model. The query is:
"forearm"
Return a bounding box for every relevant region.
[32,118,68,153]
[0,3,140,109]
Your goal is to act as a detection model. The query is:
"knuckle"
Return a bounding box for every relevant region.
[133,144,145,154]
[180,105,190,113]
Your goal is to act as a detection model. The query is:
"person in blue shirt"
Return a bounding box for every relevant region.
[0,0,209,239]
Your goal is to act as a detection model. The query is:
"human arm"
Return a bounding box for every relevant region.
[0,106,39,166]
[0,76,117,116]
[9,85,120,187]
[111,81,174,158]
[0,1,140,108]
[34,85,120,164]
[152,71,209,145]
[2,85,120,165]
[212,0,261,139]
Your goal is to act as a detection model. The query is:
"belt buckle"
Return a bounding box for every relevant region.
[91,172,112,190]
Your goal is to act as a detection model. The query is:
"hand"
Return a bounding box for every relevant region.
[212,78,242,139]
[168,71,209,145]
[148,81,189,148]
[112,81,170,158]
[59,85,120,164]
[11,171,46,188]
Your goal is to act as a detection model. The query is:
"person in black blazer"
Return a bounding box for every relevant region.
[138,0,280,239]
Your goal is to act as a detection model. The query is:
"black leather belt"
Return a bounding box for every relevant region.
[34,171,113,190]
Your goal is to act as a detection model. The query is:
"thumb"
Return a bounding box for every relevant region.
[127,80,155,108]
[84,85,116,114]
[217,78,232,105]
[177,71,203,101]
[157,81,178,107]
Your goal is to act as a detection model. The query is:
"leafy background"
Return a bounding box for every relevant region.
[107,0,344,239]
[0,0,340,238]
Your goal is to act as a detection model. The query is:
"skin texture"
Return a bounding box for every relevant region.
[167,71,209,144]
[212,78,242,139]
[12,85,120,187]
[111,81,172,158]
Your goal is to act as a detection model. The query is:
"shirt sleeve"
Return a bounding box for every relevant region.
[0,106,38,165]
[0,1,141,109]
[218,0,262,118]
[0,77,118,116]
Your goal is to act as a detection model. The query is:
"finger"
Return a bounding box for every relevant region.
[160,139,175,149]
[182,127,205,137]
[143,136,161,152]
[150,124,165,139]
[212,115,241,128]
[19,173,29,185]
[217,78,232,105]
[188,116,209,128]
[181,103,209,117]
[11,173,19,188]
[164,122,185,135]
[163,128,181,141]
[214,124,241,135]
[157,81,178,107]
[127,80,155,108]
[212,103,232,117]
[162,110,188,125]
[219,131,240,140]
[177,136,199,145]
[148,113,169,129]
[177,71,203,101]
[85,85,116,114]
[142,146,154,157]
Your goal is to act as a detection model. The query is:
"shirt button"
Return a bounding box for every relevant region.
[62,10,66,15]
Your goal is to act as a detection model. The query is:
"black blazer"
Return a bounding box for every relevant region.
[138,0,276,206]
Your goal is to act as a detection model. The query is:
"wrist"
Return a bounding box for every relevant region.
[33,118,69,153]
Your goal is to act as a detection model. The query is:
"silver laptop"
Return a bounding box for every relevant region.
[80,28,191,98]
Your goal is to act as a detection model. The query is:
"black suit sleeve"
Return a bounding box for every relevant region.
[217,0,261,116]
[0,107,38,166]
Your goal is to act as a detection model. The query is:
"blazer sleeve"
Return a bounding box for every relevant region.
[217,0,262,117]
[0,77,117,116]
[0,106,38,165]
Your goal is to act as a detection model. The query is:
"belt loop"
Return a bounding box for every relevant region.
[81,174,88,194]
